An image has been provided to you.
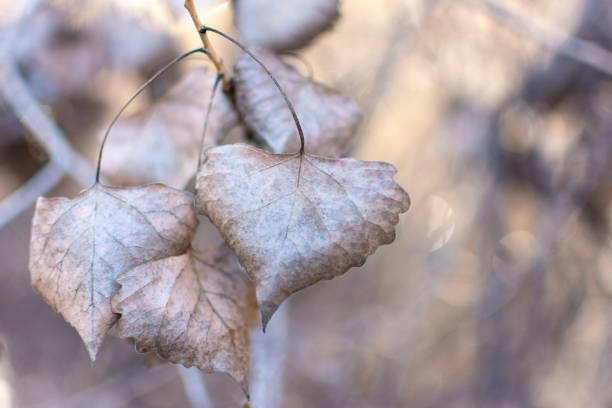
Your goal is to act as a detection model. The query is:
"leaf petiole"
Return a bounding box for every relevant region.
[198,72,224,170]
[96,47,207,183]
[200,26,306,155]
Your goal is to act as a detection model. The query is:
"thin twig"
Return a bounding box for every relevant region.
[464,0,612,77]
[184,0,231,91]
[198,73,223,170]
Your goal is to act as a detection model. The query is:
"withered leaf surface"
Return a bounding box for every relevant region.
[196,144,410,327]
[101,68,240,188]
[234,0,339,52]
[112,245,256,392]
[234,48,362,156]
[29,183,198,360]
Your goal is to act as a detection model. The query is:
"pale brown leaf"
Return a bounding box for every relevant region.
[233,47,362,156]
[100,68,241,188]
[28,183,198,360]
[196,144,410,328]
[111,245,256,393]
[234,0,339,52]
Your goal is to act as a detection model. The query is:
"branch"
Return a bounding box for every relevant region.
[0,0,94,228]
[466,0,612,77]
[249,303,289,408]
[184,0,232,91]
[176,366,213,408]
[0,62,94,188]
[0,161,64,229]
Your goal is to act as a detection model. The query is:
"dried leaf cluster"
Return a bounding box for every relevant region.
[28,0,410,395]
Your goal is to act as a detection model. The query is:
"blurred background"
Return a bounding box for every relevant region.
[1,0,611,407]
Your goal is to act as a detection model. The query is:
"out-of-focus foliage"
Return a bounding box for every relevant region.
[0,0,611,407]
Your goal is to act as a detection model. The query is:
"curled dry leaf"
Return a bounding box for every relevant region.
[196,144,410,328]
[112,245,257,393]
[101,68,240,189]
[234,47,362,156]
[233,0,339,52]
[28,184,198,360]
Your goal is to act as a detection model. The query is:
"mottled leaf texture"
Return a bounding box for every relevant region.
[196,144,410,328]
[101,68,240,188]
[234,48,361,156]
[29,184,198,360]
[112,245,256,393]
[233,0,339,52]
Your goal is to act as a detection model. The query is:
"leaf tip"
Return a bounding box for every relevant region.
[85,342,100,362]
[240,377,250,400]
[259,301,278,333]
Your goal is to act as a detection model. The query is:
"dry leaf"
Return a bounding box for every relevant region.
[233,0,339,52]
[101,68,241,188]
[29,183,198,360]
[112,245,256,393]
[234,48,361,157]
[196,144,410,327]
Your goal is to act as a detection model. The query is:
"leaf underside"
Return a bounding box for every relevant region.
[28,183,198,360]
[196,144,410,328]
[112,245,256,394]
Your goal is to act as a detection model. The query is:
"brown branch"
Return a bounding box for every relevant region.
[184,0,232,91]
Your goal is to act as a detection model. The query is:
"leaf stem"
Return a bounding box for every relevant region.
[96,48,207,183]
[198,72,224,170]
[184,0,232,91]
[201,26,305,155]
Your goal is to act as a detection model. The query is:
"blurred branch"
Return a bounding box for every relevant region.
[361,0,439,117]
[465,0,612,77]
[0,62,94,188]
[0,0,94,229]
[250,304,289,408]
[0,161,64,229]
[176,366,213,408]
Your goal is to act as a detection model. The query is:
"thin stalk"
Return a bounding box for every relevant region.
[201,26,306,154]
[96,48,207,183]
[198,73,224,170]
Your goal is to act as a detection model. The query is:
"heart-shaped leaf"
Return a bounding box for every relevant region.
[234,47,361,156]
[196,144,410,328]
[233,0,339,52]
[101,68,240,188]
[112,245,256,393]
[29,183,198,359]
